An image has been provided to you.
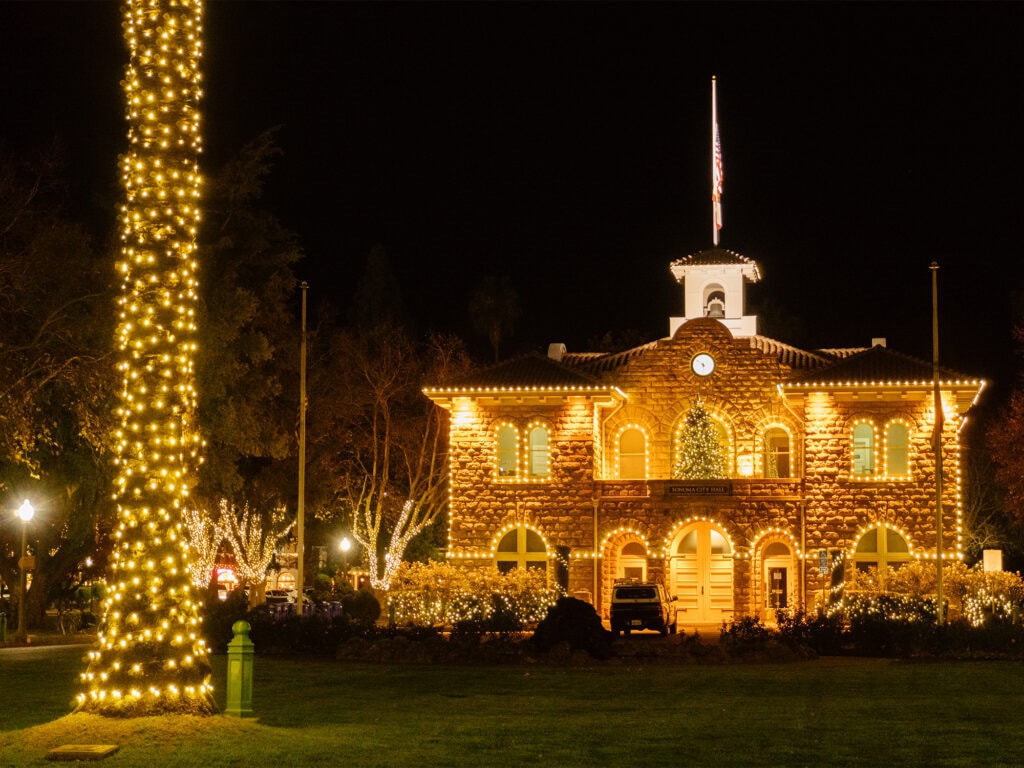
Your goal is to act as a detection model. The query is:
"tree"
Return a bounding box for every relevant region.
[0,144,117,631]
[673,401,727,479]
[469,274,520,363]
[181,506,224,590]
[988,386,1024,524]
[317,327,470,590]
[219,499,294,607]
[194,130,302,507]
[960,444,1015,563]
[77,0,215,716]
[350,243,405,331]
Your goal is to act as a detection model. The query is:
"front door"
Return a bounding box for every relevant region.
[669,522,733,623]
[766,566,788,610]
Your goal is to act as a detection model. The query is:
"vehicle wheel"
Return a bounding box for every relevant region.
[623,627,631,636]
[659,624,669,636]
[670,621,678,635]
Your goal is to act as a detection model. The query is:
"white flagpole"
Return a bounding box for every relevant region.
[712,76,722,246]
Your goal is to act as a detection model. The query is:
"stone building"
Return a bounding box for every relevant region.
[425,248,984,624]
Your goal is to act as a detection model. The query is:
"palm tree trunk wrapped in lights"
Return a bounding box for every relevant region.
[77,0,215,716]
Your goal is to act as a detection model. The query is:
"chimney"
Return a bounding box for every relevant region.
[547,343,566,362]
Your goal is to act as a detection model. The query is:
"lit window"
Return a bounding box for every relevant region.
[852,423,875,475]
[886,422,908,476]
[528,425,549,477]
[764,428,790,478]
[495,527,548,573]
[619,428,646,479]
[852,525,912,589]
[496,425,517,478]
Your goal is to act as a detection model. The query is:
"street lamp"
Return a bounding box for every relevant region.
[14,499,34,642]
[339,537,351,585]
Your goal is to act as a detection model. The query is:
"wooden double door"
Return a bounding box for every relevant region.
[668,522,733,623]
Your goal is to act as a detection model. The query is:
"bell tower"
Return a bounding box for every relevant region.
[669,247,761,337]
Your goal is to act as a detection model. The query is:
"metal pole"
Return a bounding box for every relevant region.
[931,262,944,624]
[15,522,27,641]
[296,281,308,616]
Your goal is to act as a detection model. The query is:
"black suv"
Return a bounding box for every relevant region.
[610,581,678,636]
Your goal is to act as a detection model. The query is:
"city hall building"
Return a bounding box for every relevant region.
[425,248,984,624]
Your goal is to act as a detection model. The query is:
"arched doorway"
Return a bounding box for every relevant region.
[618,541,648,581]
[668,522,734,623]
[761,541,793,616]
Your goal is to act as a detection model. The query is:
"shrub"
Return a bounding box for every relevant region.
[845,594,939,656]
[203,589,250,653]
[531,597,613,659]
[718,616,778,658]
[343,589,382,627]
[775,610,844,655]
[386,561,559,629]
[246,606,353,655]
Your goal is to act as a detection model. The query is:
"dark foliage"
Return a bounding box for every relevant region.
[775,610,845,655]
[342,589,382,627]
[246,607,350,656]
[531,597,613,659]
[846,596,939,657]
[203,590,250,653]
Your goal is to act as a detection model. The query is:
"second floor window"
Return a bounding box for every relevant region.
[764,428,790,478]
[497,425,518,477]
[619,427,646,479]
[886,422,908,476]
[852,422,875,476]
[528,425,549,477]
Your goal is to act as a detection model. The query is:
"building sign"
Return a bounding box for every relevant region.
[667,483,732,496]
[818,549,829,575]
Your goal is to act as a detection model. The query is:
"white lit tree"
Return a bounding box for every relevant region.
[321,327,469,591]
[77,0,215,715]
[673,400,728,480]
[219,500,294,606]
[181,507,224,590]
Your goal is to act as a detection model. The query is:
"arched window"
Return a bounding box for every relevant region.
[618,428,646,479]
[886,421,909,476]
[764,428,790,478]
[852,422,875,476]
[495,527,548,573]
[527,425,549,478]
[496,424,518,478]
[853,525,912,588]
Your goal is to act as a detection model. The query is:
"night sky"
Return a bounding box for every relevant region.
[3,2,1024,397]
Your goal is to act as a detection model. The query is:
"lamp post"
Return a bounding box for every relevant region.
[14,499,34,642]
[339,537,351,586]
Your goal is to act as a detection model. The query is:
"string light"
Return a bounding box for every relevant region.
[77,0,214,716]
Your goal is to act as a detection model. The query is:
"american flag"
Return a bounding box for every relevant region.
[712,122,723,232]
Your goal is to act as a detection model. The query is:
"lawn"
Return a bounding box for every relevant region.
[1,645,1022,767]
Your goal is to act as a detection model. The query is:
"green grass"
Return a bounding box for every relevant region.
[1,647,1023,767]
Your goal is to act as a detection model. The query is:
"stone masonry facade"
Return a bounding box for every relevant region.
[427,285,982,625]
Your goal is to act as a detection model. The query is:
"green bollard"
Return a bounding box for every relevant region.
[225,620,255,717]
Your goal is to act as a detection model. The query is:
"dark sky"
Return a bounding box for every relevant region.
[4,1,1024,395]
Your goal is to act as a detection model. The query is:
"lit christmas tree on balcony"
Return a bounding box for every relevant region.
[77,0,215,715]
[673,400,728,480]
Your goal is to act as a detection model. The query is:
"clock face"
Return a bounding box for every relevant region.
[691,353,716,377]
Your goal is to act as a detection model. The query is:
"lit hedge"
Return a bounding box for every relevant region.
[386,561,560,628]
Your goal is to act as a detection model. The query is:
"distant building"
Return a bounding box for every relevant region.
[425,247,984,623]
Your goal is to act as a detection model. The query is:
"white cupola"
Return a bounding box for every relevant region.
[668,247,761,337]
